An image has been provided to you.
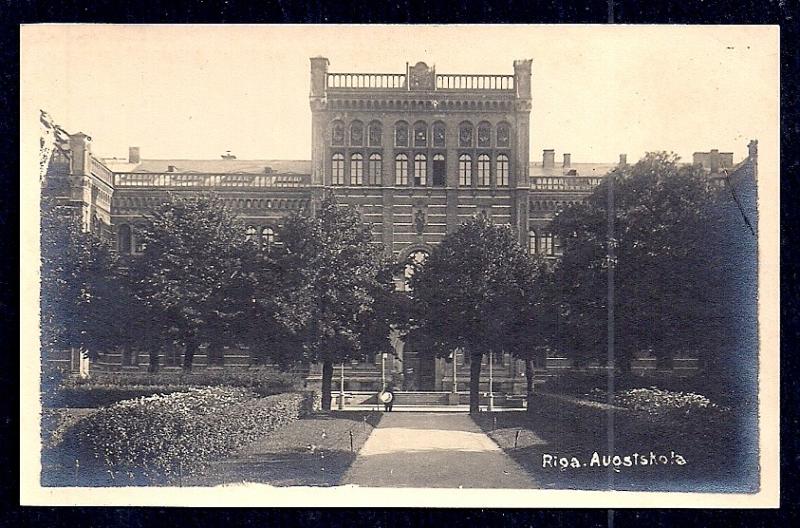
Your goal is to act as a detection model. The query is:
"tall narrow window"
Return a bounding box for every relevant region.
[414,154,427,186]
[459,123,473,147]
[350,153,364,185]
[331,121,345,146]
[528,230,537,255]
[496,154,509,186]
[117,224,132,254]
[368,121,382,146]
[477,122,491,147]
[414,122,427,147]
[540,232,554,256]
[459,154,472,186]
[368,153,382,185]
[395,153,408,185]
[261,227,275,251]
[497,123,511,148]
[433,123,446,147]
[477,154,491,186]
[395,122,409,147]
[331,153,345,185]
[350,121,364,146]
[245,225,257,242]
[432,154,445,186]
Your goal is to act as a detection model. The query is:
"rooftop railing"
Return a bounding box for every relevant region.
[90,158,114,187]
[436,74,515,91]
[113,172,309,189]
[530,176,604,191]
[327,73,407,89]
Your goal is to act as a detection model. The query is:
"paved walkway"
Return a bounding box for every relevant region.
[341,412,538,488]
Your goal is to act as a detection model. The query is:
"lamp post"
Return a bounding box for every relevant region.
[338,362,345,410]
[381,352,387,390]
[452,351,458,394]
[488,350,494,411]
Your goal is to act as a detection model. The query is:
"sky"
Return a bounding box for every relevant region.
[21,24,778,164]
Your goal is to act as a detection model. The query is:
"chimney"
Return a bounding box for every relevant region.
[619,153,627,166]
[128,146,140,164]
[563,153,571,168]
[543,149,555,169]
[709,149,720,173]
[167,165,176,173]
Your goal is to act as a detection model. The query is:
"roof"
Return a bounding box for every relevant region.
[100,158,312,175]
[529,162,617,178]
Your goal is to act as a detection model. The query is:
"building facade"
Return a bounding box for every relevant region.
[42,59,754,390]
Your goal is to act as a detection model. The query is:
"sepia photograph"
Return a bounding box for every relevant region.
[19,24,779,507]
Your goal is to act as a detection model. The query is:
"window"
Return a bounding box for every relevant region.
[350,121,364,146]
[368,122,382,146]
[459,123,473,147]
[414,122,427,147]
[477,154,491,186]
[245,225,257,241]
[528,230,537,255]
[478,123,491,147]
[540,232,554,256]
[395,154,408,185]
[496,154,509,186]
[134,233,146,253]
[459,154,472,186]
[433,123,446,147]
[331,121,345,146]
[414,154,427,186]
[331,153,345,185]
[395,122,409,147]
[368,153,382,185]
[261,227,275,251]
[350,153,364,185]
[432,154,445,186]
[404,249,429,290]
[497,123,511,148]
[117,224,132,254]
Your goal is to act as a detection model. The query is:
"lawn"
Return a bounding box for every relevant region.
[186,411,382,487]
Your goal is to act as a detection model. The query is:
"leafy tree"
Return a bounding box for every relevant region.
[40,197,123,361]
[549,152,746,390]
[408,216,546,413]
[128,193,259,371]
[270,194,395,410]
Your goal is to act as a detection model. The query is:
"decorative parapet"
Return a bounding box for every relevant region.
[530,176,604,191]
[325,72,515,91]
[90,157,114,187]
[435,74,515,91]
[327,73,407,90]
[113,172,309,189]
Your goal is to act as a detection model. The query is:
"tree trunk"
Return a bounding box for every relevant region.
[183,338,197,372]
[321,360,333,411]
[525,358,535,413]
[469,350,483,414]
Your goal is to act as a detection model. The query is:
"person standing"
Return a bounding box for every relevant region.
[380,384,395,412]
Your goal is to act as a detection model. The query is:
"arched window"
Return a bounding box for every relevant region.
[477,122,492,147]
[117,224,132,254]
[433,123,446,147]
[432,153,446,186]
[540,232,554,256]
[496,154,510,186]
[459,154,472,186]
[459,122,473,147]
[331,121,345,146]
[497,122,511,148]
[395,122,409,147]
[261,226,275,251]
[350,121,364,146]
[368,121,382,146]
[331,153,345,185]
[395,154,408,185]
[350,153,364,185]
[414,154,427,186]
[528,230,537,255]
[368,153,382,185]
[413,122,427,147]
[245,225,257,242]
[477,154,491,186]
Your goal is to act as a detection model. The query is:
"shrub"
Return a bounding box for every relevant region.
[59,387,317,484]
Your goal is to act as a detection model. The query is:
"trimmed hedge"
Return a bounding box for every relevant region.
[58,387,319,484]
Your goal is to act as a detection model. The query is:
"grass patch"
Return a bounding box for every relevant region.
[187,411,382,487]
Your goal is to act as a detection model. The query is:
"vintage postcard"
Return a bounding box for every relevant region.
[19,24,779,507]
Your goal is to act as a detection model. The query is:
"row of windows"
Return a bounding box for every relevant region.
[117,224,280,254]
[331,153,510,187]
[245,225,278,250]
[332,120,512,149]
[528,230,561,257]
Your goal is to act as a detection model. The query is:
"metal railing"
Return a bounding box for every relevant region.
[327,73,407,89]
[436,74,515,91]
[113,173,309,189]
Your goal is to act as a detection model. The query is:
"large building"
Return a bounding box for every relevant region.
[41,58,756,391]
